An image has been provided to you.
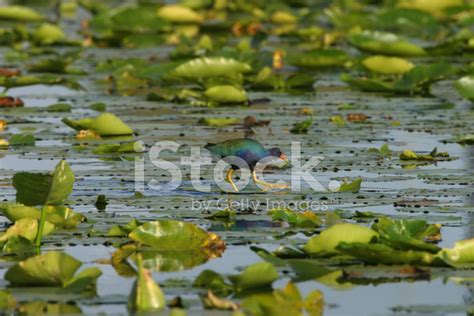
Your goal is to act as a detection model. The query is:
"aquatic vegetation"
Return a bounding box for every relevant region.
[0,0,473,314]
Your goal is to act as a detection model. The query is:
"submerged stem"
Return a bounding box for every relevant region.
[35,205,48,249]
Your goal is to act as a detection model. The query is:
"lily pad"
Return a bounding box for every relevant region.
[229,262,278,293]
[2,204,85,229]
[287,49,348,68]
[454,75,474,101]
[5,251,101,292]
[269,208,322,227]
[62,112,134,136]
[129,220,225,253]
[303,223,378,256]
[128,256,165,313]
[439,239,474,268]
[347,30,426,56]
[362,55,414,75]
[12,160,74,206]
[204,85,248,104]
[170,57,251,80]
[0,6,44,21]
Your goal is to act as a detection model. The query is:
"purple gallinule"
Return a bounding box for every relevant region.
[205,138,288,191]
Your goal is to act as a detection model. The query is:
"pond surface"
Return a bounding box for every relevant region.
[1,1,474,315]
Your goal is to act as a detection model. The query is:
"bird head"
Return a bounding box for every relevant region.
[268,147,288,162]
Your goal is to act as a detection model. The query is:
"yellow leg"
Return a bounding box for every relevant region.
[225,168,239,192]
[252,171,289,189]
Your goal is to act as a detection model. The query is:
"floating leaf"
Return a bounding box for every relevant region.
[170,57,251,80]
[368,144,392,158]
[287,49,348,68]
[9,134,35,146]
[0,75,84,90]
[456,135,474,145]
[0,218,54,242]
[0,290,16,311]
[229,262,278,293]
[5,251,101,292]
[397,0,463,15]
[400,147,449,161]
[129,220,225,253]
[201,290,240,310]
[193,270,233,296]
[33,23,67,45]
[347,30,426,56]
[362,55,414,75]
[62,112,133,136]
[242,282,324,316]
[439,239,474,268]
[13,160,74,206]
[128,256,166,313]
[93,142,143,154]
[204,85,248,104]
[3,204,85,229]
[17,302,82,315]
[337,242,435,265]
[0,6,44,21]
[108,219,143,237]
[290,117,313,134]
[372,217,441,253]
[338,178,362,193]
[198,117,241,127]
[330,115,346,127]
[269,208,322,227]
[46,103,72,112]
[454,75,474,101]
[156,5,203,24]
[303,223,378,256]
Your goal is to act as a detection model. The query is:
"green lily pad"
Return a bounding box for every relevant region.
[204,85,248,104]
[229,262,278,293]
[193,270,233,296]
[2,204,85,229]
[170,57,251,80]
[290,117,313,134]
[362,55,414,75]
[338,178,362,193]
[0,218,54,242]
[12,160,74,206]
[347,30,426,56]
[337,242,435,265]
[372,217,441,253]
[9,134,35,146]
[198,117,241,127]
[33,23,67,45]
[269,208,322,227]
[303,223,378,256]
[62,112,134,136]
[5,251,101,292]
[108,219,143,237]
[242,282,324,316]
[0,290,16,311]
[128,256,165,313]
[93,142,143,154]
[454,75,474,101]
[0,6,44,21]
[129,220,225,252]
[156,4,203,24]
[439,239,474,268]
[287,49,348,68]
